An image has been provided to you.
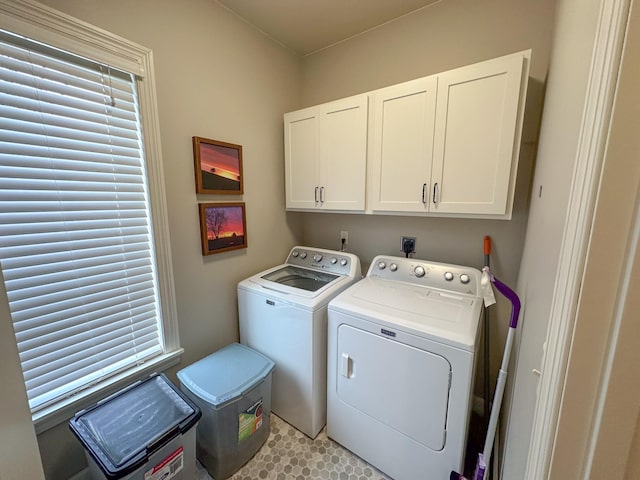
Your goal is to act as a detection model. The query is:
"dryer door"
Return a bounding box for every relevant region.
[336,324,451,450]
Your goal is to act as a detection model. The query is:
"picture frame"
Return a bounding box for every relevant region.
[193,136,243,194]
[198,202,247,255]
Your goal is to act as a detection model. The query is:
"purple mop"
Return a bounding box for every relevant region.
[450,267,521,480]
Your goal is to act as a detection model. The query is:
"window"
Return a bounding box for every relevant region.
[0,1,181,431]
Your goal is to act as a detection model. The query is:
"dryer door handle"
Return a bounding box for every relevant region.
[341,353,352,378]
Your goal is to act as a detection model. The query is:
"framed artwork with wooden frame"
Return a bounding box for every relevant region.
[199,202,247,255]
[193,136,243,194]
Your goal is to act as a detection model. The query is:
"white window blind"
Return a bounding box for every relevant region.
[0,31,164,413]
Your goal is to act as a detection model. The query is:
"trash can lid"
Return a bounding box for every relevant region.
[69,373,201,480]
[177,343,275,409]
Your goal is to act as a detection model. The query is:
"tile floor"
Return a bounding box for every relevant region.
[195,414,391,480]
[195,412,484,479]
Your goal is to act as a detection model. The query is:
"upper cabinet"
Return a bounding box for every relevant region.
[430,54,526,216]
[369,76,437,213]
[284,50,530,218]
[284,95,368,211]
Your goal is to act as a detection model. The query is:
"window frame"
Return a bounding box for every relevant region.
[0,0,182,433]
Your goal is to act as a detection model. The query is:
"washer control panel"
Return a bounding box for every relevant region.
[368,255,481,296]
[287,246,360,276]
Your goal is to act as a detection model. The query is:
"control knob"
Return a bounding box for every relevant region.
[313,254,323,262]
[300,252,307,259]
[330,257,338,264]
[414,266,426,278]
[291,250,299,257]
[378,261,386,270]
[460,273,470,284]
[444,271,454,281]
[390,263,398,272]
[340,259,348,266]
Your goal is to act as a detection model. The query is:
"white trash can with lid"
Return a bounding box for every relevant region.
[177,343,275,479]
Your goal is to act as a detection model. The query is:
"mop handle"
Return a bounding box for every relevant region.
[480,272,521,463]
[484,235,491,263]
[482,328,515,462]
[482,236,491,422]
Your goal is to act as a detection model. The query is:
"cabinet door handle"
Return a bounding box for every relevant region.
[433,182,439,204]
[314,186,319,203]
[421,183,428,204]
[320,186,325,203]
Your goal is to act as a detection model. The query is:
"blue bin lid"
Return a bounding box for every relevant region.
[69,373,201,480]
[177,343,275,409]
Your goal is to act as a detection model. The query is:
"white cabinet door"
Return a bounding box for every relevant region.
[284,107,319,210]
[285,95,368,212]
[320,96,368,211]
[431,54,526,215]
[369,77,437,212]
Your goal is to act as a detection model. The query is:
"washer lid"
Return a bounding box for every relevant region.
[329,277,482,350]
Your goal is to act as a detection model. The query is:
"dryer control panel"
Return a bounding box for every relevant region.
[367,255,481,296]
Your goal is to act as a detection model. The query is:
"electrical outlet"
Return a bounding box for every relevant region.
[401,236,416,254]
[340,230,349,246]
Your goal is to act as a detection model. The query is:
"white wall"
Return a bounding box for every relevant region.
[18,0,303,478]
[302,0,555,111]
[0,269,45,479]
[547,1,640,477]
[499,0,605,476]
[295,0,557,401]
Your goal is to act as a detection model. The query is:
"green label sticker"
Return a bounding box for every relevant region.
[238,398,264,443]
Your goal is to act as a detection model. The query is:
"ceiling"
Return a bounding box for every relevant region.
[216,0,442,56]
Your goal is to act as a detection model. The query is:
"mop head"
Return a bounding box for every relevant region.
[450,453,486,480]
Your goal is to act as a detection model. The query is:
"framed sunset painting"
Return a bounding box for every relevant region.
[193,136,243,194]
[199,203,247,255]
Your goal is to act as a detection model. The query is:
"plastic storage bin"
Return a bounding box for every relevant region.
[69,373,201,480]
[177,343,275,480]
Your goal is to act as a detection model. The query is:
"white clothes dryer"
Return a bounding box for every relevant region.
[238,246,361,438]
[327,255,482,480]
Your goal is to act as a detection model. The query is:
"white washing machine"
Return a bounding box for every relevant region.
[327,255,482,480]
[238,246,361,438]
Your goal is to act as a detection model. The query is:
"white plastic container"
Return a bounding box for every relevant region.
[69,373,201,480]
[177,343,275,480]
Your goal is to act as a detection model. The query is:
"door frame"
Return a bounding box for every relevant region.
[525,0,632,477]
